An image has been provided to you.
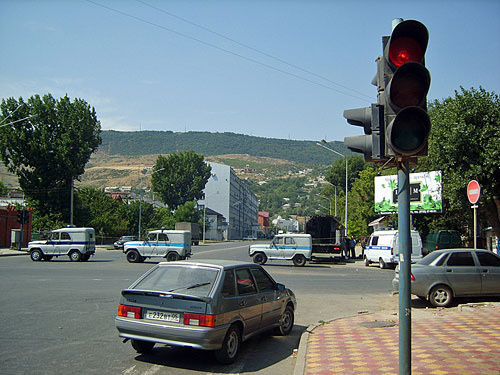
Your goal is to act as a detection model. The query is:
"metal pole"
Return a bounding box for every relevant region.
[473,205,478,249]
[345,158,348,237]
[138,193,142,241]
[70,178,74,226]
[398,159,411,375]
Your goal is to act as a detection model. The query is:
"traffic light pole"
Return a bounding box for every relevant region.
[397,159,411,375]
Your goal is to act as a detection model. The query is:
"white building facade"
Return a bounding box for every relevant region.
[200,162,259,240]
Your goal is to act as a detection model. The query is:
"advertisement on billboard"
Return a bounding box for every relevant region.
[374,171,442,214]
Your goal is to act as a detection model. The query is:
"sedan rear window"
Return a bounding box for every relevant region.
[133,265,219,297]
[446,252,475,266]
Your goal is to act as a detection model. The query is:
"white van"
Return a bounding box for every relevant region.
[248,233,313,267]
[364,230,423,268]
[123,229,192,263]
[28,227,96,262]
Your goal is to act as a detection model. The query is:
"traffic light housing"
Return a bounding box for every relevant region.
[382,20,431,157]
[343,104,385,162]
[344,19,430,163]
[17,210,22,223]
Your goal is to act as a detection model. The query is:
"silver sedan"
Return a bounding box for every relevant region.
[393,249,500,307]
[115,259,296,364]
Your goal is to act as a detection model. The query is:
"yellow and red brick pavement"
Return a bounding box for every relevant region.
[305,304,500,374]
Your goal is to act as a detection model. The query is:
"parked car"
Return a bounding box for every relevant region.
[392,249,500,307]
[113,236,137,249]
[115,260,296,364]
[423,230,462,254]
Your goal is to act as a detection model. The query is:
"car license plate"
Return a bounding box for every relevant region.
[146,310,180,323]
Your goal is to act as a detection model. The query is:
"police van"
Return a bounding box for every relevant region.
[28,227,96,262]
[123,229,192,263]
[364,230,423,269]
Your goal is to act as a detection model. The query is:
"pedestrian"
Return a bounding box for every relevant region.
[349,236,356,259]
[360,236,367,259]
[343,237,350,260]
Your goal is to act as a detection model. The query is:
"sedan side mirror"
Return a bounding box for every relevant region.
[276,283,285,291]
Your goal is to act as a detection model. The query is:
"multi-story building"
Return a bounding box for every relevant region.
[200,162,259,240]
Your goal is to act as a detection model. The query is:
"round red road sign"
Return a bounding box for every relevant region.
[467,180,481,204]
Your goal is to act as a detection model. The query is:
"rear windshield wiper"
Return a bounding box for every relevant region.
[168,282,211,292]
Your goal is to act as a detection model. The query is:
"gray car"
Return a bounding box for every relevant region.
[115,259,296,364]
[393,249,500,307]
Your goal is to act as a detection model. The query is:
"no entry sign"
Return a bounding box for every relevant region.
[467,180,481,204]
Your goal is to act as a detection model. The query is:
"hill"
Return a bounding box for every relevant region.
[100,130,349,166]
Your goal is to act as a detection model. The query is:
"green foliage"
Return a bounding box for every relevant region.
[100,131,350,166]
[325,155,366,193]
[151,151,212,210]
[347,166,378,237]
[0,94,101,221]
[417,87,500,238]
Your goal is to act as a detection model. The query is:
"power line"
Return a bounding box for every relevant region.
[135,0,373,101]
[85,0,371,102]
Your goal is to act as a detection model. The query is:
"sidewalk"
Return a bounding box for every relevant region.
[295,300,500,375]
[0,248,28,256]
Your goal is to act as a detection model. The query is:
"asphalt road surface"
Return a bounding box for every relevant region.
[0,241,395,375]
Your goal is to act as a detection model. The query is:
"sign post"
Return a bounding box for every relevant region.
[467,180,481,249]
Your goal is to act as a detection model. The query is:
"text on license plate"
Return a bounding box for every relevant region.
[146,310,180,322]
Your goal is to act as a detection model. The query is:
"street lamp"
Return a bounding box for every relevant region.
[324,181,337,217]
[316,140,348,236]
[138,167,165,240]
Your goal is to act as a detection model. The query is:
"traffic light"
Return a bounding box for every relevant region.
[22,210,29,224]
[382,20,431,157]
[17,210,22,223]
[343,104,385,162]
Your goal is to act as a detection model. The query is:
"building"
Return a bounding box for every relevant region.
[200,162,259,240]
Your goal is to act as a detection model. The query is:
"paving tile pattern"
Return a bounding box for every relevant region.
[305,306,500,375]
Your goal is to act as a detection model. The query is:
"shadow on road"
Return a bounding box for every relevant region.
[133,324,308,372]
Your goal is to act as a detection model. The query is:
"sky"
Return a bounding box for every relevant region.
[1,0,499,142]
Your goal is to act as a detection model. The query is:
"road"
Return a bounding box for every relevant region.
[0,241,395,375]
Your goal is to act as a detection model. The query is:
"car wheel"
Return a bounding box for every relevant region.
[379,258,386,269]
[292,254,306,267]
[429,285,453,307]
[214,325,241,364]
[274,305,294,336]
[253,252,267,265]
[166,252,179,262]
[131,339,155,354]
[126,250,141,263]
[364,257,370,267]
[42,255,53,261]
[30,249,43,261]
[69,250,81,262]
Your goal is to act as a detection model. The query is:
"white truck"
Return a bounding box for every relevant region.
[249,233,313,267]
[364,229,423,269]
[28,227,96,262]
[123,229,192,263]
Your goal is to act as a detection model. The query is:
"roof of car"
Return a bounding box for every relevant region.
[158,259,256,269]
[432,248,489,254]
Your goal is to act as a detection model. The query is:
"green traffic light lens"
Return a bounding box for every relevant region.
[388,107,430,155]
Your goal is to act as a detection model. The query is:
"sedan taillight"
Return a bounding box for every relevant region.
[183,313,215,327]
[410,273,415,281]
[118,304,142,319]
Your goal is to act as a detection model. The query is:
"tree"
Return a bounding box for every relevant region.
[423,87,500,238]
[325,155,365,193]
[151,151,211,210]
[347,166,378,238]
[0,94,101,221]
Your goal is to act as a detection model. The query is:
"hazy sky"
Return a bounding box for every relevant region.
[1,0,499,142]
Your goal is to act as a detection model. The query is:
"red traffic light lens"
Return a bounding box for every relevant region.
[389,37,423,67]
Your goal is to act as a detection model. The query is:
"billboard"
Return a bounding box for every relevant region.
[374,171,442,214]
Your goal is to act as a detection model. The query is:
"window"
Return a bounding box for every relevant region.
[158,233,169,242]
[371,236,379,246]
[235,269,257,295]
[221,270,236,298]
[477,252,500,267]
[273,237,284,246]
[146,233,157,242]
[61,232,71,240]
[48,232,59,241]
[251,268,275,292]
[446,252,475,267]
[285,237,296,245]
